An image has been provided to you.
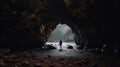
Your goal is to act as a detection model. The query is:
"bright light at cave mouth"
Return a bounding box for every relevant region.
[47,23,75,43]
[46,23,76,48]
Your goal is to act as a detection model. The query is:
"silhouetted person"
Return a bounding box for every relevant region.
[59,40,62,49]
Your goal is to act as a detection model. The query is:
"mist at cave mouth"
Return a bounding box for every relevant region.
[47,23,75,42]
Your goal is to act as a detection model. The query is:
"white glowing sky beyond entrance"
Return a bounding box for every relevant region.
[47,23,75,42]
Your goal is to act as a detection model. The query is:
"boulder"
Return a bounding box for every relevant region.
[67,45,73,49]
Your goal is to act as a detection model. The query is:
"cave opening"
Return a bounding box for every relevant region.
[46,23,76,49]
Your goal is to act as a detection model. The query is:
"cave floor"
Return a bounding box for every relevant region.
[30,48,120,67]
[31,42,95,58]
[32,49,95,58]
[29,42,120,67]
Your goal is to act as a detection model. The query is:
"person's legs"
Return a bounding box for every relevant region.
[60,44,62,49]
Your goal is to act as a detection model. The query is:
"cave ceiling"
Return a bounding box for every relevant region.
[0,0,96,44]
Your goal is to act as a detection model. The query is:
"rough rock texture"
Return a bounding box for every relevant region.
[0,0,119,49]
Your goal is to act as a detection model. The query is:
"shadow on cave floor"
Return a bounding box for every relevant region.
[0,44,119,67]
[30,47,120,67]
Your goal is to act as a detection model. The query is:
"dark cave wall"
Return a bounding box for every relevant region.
[96,0,120,52]
[0,0,101,48]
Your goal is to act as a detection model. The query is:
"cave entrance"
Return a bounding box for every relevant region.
[46,23,76,49]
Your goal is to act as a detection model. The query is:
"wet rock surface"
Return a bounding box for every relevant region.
[0,48,120,67]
